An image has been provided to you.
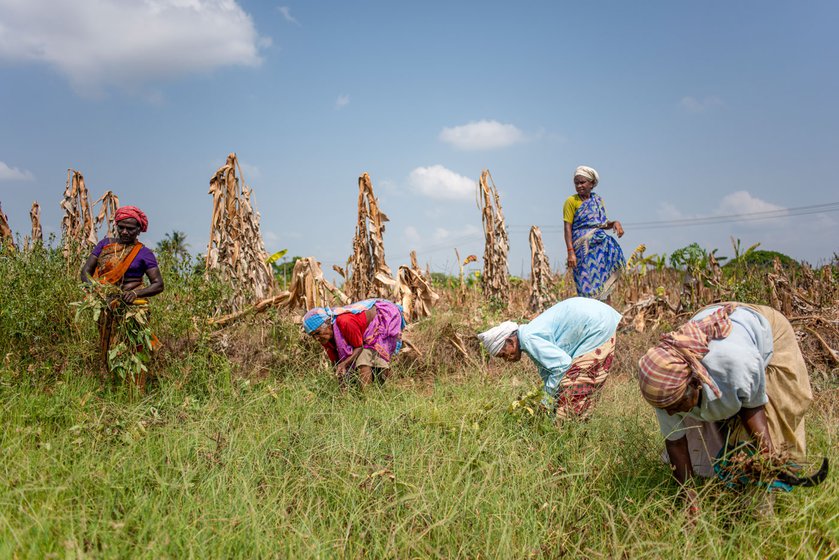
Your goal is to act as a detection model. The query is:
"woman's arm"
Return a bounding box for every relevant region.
[122,267,164,303]
[563,222,576,269]
[80,254,98,283]
[336,347,363,375]
[665,436,694,485]
[738,405,774,453]
[604,220,624,237]
[666,436,700,515]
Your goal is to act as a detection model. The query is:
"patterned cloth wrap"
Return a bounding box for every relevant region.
[304,299,406,364]
[571,193,625,300]
[555,335,616,420]
[637,303,737,408]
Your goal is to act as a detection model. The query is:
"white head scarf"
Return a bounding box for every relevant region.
[573,165,599,187]
[477,321,519,356]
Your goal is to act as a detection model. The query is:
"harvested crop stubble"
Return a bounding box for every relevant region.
[27,201,42,249]
[478,169,509,302]
[206,153,274,312]
[0,202,14,250]
[60,169,98,261]
[528,226,553,313]
[397,251,439,321]
[208,257,349,327]
[344,172,396,301]
[93,190,120,238]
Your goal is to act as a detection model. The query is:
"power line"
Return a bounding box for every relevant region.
[399,200,839,262]
[510,201,839,232]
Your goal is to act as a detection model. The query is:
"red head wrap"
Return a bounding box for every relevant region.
[114,206,148,232]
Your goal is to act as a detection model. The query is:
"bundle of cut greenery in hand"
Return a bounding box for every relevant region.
[508,385,549,421]
[71,279,155,384]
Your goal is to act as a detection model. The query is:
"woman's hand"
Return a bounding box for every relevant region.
[122,289,139,304]
[336,360,349,376]
[613,221,624,238]
[566,250,577,269]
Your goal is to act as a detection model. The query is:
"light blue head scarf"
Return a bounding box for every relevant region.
[303,307,333,334]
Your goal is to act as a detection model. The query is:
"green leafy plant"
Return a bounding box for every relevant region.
[71,280,155,384]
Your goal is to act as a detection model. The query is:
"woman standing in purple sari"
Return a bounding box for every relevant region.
[563,165,626,301]
[302,299,406,388]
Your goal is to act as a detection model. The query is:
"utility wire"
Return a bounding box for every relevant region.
[401,200,839,261]
[510,201,839,232]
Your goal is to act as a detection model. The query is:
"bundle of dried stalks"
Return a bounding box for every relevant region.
[284,256,349,311]
[209,256,349,327]
[94,191,120,238]
[477,169,509,301]
[60,169,98,261]
[528,226,553,313]
[206,153,275,312]
[29,202,42,248]
[344,172,396,300]
[0,203,15,251]
[397,251,440,321]
[455,250,478,296]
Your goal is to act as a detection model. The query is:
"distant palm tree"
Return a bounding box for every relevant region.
[156,230,190,260]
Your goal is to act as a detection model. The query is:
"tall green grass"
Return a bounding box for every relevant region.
[0,247,836,558]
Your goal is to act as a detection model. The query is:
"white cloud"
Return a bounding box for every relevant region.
[335,94,350,109]
[277,6,300,26]
[716,190,786,216]
[658,191,787,229]
[408,165,475,200]
[439,120,526,150]
[680,96,724,113]
[0,0,267,97]
[0,161,34,182]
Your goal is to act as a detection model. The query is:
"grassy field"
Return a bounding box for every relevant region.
[1,364,836,559]
[0,247,837,558]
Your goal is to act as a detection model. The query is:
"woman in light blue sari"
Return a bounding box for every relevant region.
[563,166,626,301]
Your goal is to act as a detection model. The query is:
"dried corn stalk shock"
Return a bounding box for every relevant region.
[206,153,275,312]
[284,256,349,311]
[28,201,43,249]
[0,202,15,251]
[344,172,397,301]
[397,251,440,321]
[60,169,98,262]
[93,190,121,238]
[528,226,553,313]
[208,256,350,327]
[477,169,509,303]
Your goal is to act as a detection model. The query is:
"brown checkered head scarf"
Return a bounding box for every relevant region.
[637,304,737,408]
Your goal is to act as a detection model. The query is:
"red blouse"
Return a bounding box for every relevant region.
[321,312,369,363]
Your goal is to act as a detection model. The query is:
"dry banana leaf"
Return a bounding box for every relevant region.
[206,153,275,312]
[477,169,509,302]
[528,226,553,313]
[345,172,396,301]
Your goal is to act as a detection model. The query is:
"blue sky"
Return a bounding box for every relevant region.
[1,0,837,280]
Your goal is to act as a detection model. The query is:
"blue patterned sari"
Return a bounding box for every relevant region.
[571,193,625,299]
